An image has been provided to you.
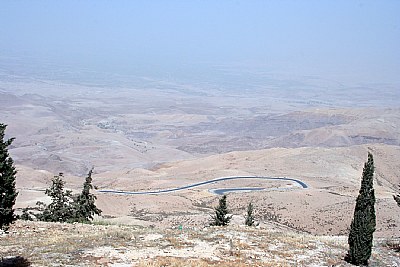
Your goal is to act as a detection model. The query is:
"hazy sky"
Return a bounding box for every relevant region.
[1,1,399,84]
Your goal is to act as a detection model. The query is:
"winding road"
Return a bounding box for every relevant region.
[98,176,308,196]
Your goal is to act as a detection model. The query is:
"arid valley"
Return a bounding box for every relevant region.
[1,67,399,240]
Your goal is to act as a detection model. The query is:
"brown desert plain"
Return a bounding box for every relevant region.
[1,70,400,266]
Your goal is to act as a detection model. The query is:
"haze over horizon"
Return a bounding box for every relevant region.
[1,0,399,86]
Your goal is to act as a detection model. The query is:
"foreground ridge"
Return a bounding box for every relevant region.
[1,220,399,266]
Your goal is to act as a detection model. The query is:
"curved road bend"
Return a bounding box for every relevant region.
[98,176,308,196]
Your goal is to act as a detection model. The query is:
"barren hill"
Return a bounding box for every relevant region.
[14,144,400,238]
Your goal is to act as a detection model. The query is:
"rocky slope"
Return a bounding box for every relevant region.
[1,220,399,267]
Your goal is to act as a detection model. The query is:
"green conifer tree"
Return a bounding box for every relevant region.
[346,152,376,266]
[210,195,232,226]
[245,202,257,226]
[0,123,18,231]
[36,173,75,222]
[73,168,102,222]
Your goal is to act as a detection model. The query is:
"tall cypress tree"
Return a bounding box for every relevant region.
[73,168,102,222]
[0,123,18,231]
[346,152,376,266]
[210,195,232,226]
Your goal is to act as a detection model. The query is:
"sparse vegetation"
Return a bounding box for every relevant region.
[0,123,18,231]
[1,220,398,266]
[346,152,376,266]
[210,195,232,226]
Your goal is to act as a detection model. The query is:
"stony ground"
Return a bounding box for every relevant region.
[1,221,399,267]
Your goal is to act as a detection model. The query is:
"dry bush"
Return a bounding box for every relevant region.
[383,239,400,252]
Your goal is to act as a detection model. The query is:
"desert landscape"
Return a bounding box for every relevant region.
[1,2,400,265]
[0,59,399,266]
[0,65,399,241]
